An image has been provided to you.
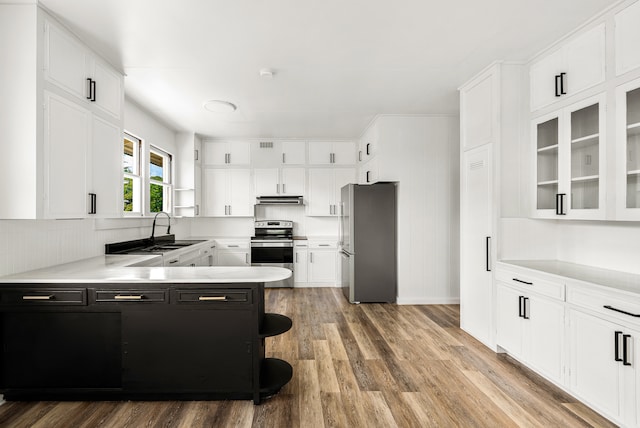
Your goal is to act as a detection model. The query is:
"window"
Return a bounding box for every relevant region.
[122,133,174,215]
[123,133,142,214]
[149,146,172,213]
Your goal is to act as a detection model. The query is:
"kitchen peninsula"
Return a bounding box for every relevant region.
[0,257,293,404]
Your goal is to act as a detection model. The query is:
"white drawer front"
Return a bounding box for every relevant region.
[308,241,338,249]
[215,240,250,250]
[567,284,640,328]
[495,266,565,301]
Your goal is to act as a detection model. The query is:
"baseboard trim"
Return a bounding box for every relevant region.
[396,297,460,305]
[293,282,341,288]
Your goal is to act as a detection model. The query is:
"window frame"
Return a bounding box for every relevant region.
[123,132,142,216]
[148,145,173,215]
[122,132,175,216]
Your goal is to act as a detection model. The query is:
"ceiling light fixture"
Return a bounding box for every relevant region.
[259,68,275,78]
[203,100,237,113]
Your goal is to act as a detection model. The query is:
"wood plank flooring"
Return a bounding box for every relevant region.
[0,287,615,427]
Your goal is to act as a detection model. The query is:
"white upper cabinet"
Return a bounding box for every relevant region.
[44,92,90,219]
[358,124,378,163]
[532,94,606,220]
[281,168,305,196]
[460,69,498,151]
[307,168,355,216]
[90,116,122,218]
[615,77,640,220]
[203,168,253,217]
[308,142,356,165]
[615,0,640,76]
[254,167,305,197]
[44,20,87,100]
[281,141,306,165]
[88,57,123,120]
[530,24,605,112]
[44,18,123,121]
[203,141,251,166]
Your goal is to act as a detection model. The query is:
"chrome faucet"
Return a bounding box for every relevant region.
[150,211,171,242]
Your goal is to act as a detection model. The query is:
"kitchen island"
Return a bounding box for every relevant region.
[0,258,293,404]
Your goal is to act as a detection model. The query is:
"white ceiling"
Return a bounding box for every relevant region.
[40,0,618,139]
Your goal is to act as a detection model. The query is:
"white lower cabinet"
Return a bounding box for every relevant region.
[308,250,336,283]
[568,309,632,422]
[293,241,308,284]
[496,283,564,383]
[304,240,338,284]
[214,240,250,266]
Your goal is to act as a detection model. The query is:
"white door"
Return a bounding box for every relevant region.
[281,168,305,196]
[44,20,87,100]
[228,169,253,216]
[308,142,333,165]
[332,142,356,165]
[90,57,123,120]
[530,49,563,111]
[281,141,306,165]
[565,95,606,220]
[615,78,640,220]
[333,168,356,215]
[564,24,606,95]
[524,295,564,383]
[532,113,562,218]
[44,92,90,219]
[308,250,336,283]
[254,168,279,196]
[217,251,249,266]
[308,168,334,216]
[495,285,522,356]
[228,141,251,165]
[90,116,121,217]
[294,248,308,283]
[460,144,493,346]
[569,309,621,420]
[615,0,640,76]
[203,142,229,165]
[203,169,227,216]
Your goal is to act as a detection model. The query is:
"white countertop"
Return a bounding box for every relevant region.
[0,255,291,284]
[499,259,640,295]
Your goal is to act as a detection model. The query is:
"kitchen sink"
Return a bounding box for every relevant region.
[105,236,206,255]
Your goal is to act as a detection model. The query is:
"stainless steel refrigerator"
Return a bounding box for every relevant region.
[339,182,397,303]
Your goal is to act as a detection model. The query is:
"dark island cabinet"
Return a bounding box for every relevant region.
[0,283,292,403]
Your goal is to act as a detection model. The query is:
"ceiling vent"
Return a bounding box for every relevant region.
[259,141,274,149]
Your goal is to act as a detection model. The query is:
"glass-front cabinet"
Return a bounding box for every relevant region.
[616,78,640,220]
[532,94,606,219]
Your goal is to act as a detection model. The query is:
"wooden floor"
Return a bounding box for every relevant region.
[0,287,615,428]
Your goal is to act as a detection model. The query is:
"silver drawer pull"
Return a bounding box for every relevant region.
[227,245,239,248]
[22,295,53,300]
[199,296,227,301]
[114,295,143,300]
[319,244,330,247]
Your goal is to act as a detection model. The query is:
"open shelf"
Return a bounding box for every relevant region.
[628,123,640,137]
[174,205,195,209]
[259,358,293,398]
[260,313,292,338]
[571,175,599,183]
[571,133,599,145]
[174,188,195,192]
[537,180,559,186]
[537,144,558,153]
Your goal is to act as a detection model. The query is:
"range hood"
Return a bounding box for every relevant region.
[256,196,304,205]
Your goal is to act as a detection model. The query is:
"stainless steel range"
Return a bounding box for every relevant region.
[251,220,294,288]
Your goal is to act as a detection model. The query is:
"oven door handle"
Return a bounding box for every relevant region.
[251,241,294,247]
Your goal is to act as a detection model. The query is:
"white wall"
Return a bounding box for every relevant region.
[0,98,182,277]
[381,115,459,304]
